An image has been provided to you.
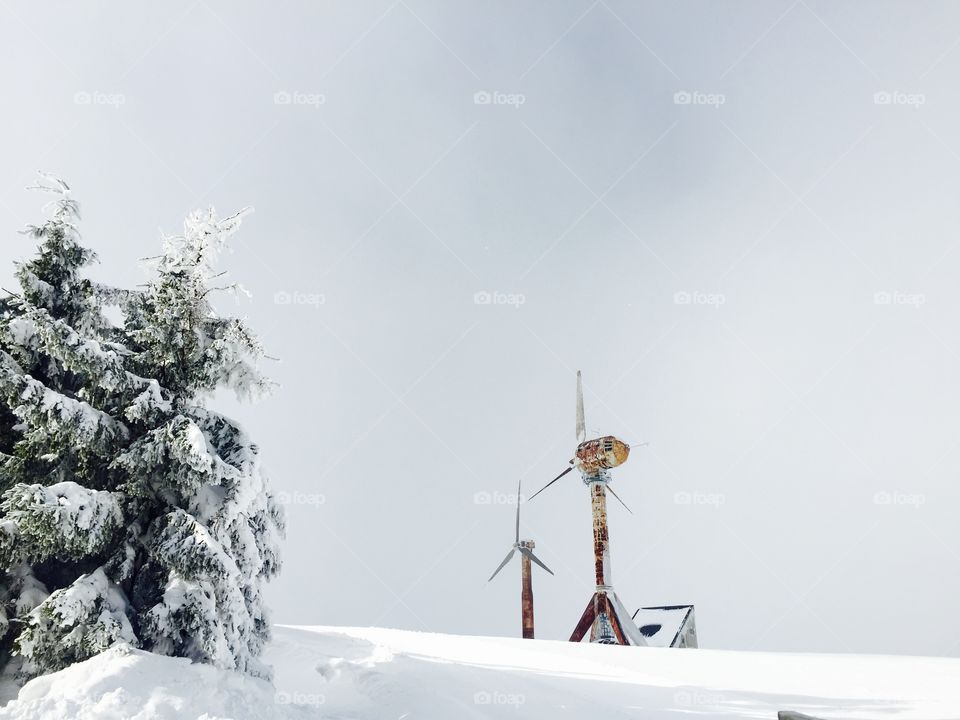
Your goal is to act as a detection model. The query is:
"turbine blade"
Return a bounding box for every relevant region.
[606,484,633,514]
[529,465,574,501]
[519,547,554,575]
[515,478,522,544]
[487,548,516,582]
[576,370,586,443]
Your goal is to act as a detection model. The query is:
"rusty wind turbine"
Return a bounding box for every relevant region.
[529,371,646,646]
[487,478,554,639]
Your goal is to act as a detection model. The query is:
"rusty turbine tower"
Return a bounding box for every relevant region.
[488,479,554,639]
[530,371,646,645]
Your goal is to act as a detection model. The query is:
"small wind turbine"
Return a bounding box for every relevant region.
[529,370,646,646]
[488,478,554,639]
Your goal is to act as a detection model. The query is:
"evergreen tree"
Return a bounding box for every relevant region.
[0,177,283,680]
[0,176,128,676]
[112,207,282,676]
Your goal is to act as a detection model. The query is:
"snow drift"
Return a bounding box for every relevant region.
[2,625,959,719]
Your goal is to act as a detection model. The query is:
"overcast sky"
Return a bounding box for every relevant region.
[2,1,960,657]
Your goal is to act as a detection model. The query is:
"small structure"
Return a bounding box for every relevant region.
[631,605,698,648]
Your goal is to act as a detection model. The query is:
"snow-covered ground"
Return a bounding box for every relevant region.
[1,626,958,719]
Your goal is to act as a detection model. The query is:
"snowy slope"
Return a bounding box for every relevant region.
[0,643,311,720]
[2,626,959,719]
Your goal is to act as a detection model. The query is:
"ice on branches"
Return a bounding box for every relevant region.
[0,177,283,681]
[2,482,123,562]
[0,371,129,454]
[16,568,136,674]
[150,509,239,582]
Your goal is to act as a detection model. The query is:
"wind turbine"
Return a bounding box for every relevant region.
[530,371,646,646]
[488,478,554,639]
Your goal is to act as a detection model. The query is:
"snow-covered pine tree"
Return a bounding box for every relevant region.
[114,207,283,677]
[0,178,283,680]
[0,176,133,676]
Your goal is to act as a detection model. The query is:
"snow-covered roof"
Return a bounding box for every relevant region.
[631,605,697,648]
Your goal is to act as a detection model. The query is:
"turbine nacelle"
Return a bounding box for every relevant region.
[487,539,554,582]
[574,435,631,476]
[528,371,639,511]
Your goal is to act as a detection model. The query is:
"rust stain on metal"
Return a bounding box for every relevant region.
[606,595,629,645]
[574,436,630,476]
[519,539,535,639]
[538,372,647,646]
[590,482,609,587]
[569,595,598,642]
